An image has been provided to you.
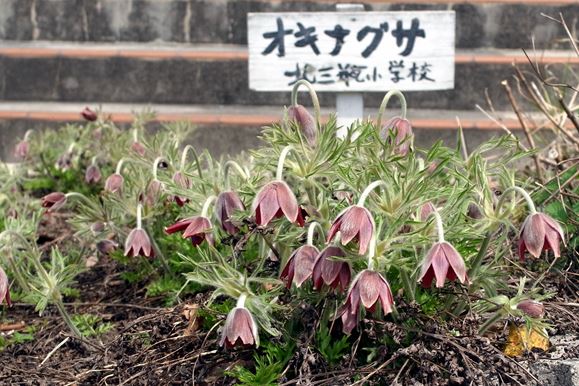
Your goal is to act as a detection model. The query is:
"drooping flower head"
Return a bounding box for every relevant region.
[0,266,12,307]
[55,149,74,171]
[144,179,164,208]
[104,173,124,193]
[85,164,102,184]
[312,245,351,292]
[41,192,67,212]
[516,300,545,318]
[380,116,413,155]
[215,191,245,235]
[131,141,146,156]
[252,181,304,227]
[13,140,29,160]
[165,216,214,246]
[327,205,374,255]
[518,212,564,260]
[420,202,436,222]
[338,270,394,334]
[280,245,319,289]
[220,302,259,348]
[286,105,317,146]
[97,239,118,255]
[81,107,98,122]
[124,228,154,258]
[172,171,191,207]
[418,241,468,288]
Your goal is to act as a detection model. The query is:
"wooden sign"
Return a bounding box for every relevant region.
[248,11,455,92]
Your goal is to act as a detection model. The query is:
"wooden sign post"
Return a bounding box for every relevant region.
[248,9,456,133]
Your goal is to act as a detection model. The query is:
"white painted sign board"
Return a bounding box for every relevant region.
[248,11,455,92]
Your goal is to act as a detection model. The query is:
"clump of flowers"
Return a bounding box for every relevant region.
[0,79,570,385]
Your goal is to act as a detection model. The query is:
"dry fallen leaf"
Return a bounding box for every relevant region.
[503,323,550,357]
[182,304,201,336]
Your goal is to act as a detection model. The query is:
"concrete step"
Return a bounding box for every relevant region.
[0,43,576,110]
[0,0,576,50]
[0,102,546,160]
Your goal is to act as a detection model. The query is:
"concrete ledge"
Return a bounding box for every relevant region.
[0,102,538,130]
[0,43,577,65]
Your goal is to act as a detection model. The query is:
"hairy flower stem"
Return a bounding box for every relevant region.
[306,222,324,246]
[145,224,172,277]
[304,178,318,209]
[290,80,321,128]
[367,236,377,270]
[260,233,281,261]
[6,252,30,292]
[54,297,83,339]
[376,90,407,128]
[358,180,387,207]
[152,156,164,181]
[24,129,34,141]
[1,231,50,284]
[496,186,537,214]
[65,192,93,207]
[201,196,216,218]
[428,210,445,243]
[400,270,415,302]
[136,203,143,229]
[223,160,249,191]
[180,145,206,194]
[0,232,82,338]
[276,145,293,181]
[132,128,139,143]
[237,293,247,308]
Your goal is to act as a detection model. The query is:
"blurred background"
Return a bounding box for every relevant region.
[0,0,577,160]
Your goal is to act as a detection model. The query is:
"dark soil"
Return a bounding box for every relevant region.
[0,215,577,385]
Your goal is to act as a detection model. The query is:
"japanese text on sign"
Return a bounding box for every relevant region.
[248,11,455,92]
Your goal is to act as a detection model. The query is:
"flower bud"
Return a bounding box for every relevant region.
[96,239,118,255]
[131,141,146,156]
[13,140,29,160]
[380,116,413,155]
[516,300,545,318]
[85,164,102,184]
[104,173,124,194]
[81,107,97,122]
[287,105,317,146]
[41,192,67,212]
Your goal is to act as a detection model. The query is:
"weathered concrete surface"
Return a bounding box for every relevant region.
[1,54,565,109]
[529,335,579,386]
[0,0,576,49]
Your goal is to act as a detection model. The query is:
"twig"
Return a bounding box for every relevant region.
[559,13,579,58]
[521,49,578,92]
[559,97,579,135]
[40,337,70,367]
[502,80,544,182]
[350,353,400,386]
[0,321,26,331]
[540,167,579,204]
[514,66,579,146]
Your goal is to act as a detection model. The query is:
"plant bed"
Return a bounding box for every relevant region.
[0,80,577,386]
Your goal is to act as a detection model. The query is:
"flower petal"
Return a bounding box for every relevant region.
[522,214,546,258]
[276,181,299,224]
[441,242,468,285]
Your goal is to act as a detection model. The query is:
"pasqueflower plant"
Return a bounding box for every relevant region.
[0,79,569,378]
